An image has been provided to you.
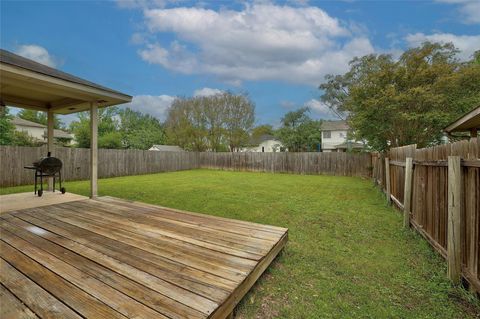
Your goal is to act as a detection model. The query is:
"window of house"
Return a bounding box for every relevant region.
[339,132,344,138]
[323,131,331,138]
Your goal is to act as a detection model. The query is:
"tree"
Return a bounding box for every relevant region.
[0,106,15,145]
[166,98,208,151]
[251,124,275,142]
[276,107,322,152]
[18,109,64,129]
[118,108,166,149]
[12,130,43,147]
[223,93,255,151]
[165,92,255,152]
[319,42,480,151]
[70,107,120,148]
[0,106,44,146]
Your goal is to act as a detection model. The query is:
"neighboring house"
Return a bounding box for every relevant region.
[444,105,479,138]
[241,134,284,152]
[149,144,184,152]
[321,120,365,152]
[10,117,74,145]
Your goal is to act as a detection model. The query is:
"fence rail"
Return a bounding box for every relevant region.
[0,146,372,187]
[372,138,480,293]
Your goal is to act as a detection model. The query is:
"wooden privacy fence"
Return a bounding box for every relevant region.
[199,152,371,177]
[0,146,200,187]
[372,138,480,293]
[0,146,372,187]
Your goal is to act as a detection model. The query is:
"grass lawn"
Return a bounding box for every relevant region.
[1,169,479,318]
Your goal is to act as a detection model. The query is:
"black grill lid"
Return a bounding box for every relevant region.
[34,156,63,175]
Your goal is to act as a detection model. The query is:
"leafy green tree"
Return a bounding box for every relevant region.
[0,106,15,145]
[18,109,64,129]
[165,92,255,152]
[70,107,120,148]
[99,131,123,149]
[276,107,322,152]
[0,106,44,146]
[319,42,480,151]
[118,108,166,149]
[12,130,43,146]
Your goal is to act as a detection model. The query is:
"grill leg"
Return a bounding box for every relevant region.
[40,174,43,192]
[34,171,37,195]
[53,176,56,192]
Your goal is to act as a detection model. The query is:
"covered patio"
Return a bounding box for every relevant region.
[0,49,288,318]
[1,48,132,198]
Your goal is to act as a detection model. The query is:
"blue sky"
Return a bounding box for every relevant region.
[1,0,479,127]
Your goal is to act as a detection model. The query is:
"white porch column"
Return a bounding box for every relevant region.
[47,110,55,191]
[90,102,98,198]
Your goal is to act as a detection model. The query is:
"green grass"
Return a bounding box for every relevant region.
[2,169,479,318]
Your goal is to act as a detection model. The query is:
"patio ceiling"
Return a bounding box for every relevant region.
[0,49,132,114]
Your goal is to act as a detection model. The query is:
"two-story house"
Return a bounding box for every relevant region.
[11,117,74,145]
[320,120,364,152]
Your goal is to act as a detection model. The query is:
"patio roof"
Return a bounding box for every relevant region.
[0,49,132,198]
[0,49,132,114]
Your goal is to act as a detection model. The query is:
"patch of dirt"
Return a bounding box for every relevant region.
[236,293,289,319]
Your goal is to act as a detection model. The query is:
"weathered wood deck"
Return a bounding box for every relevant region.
[0,196,288,318]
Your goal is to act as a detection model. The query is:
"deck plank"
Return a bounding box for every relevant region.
[57,201,267,260]
[0,240,127,319]
[15,211,239,291]
[0,284,38,319]
[0,258,82,319]
[91,198,283,241]
[98,196,287,235]
[35,207,252,280]
[64,200,273,258]
[1,229,168,319]
[0,218,211,318]
[0,196,288,319]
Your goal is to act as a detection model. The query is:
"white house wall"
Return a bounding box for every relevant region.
[15,125,45,141]
[241,139,284,152]
[321,130,348,151]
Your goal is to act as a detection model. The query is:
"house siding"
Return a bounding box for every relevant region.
[321,129,348,152]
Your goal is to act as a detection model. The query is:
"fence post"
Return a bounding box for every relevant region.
[385,157,391,204]
[403,157,413,228]
[447,156,461,284]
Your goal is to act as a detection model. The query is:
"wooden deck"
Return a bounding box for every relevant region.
[0,196,288,318]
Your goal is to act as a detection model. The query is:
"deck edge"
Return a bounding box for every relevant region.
[208,230,288,319]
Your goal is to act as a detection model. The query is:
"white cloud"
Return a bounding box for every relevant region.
[124,95,176,120]
[15,44,57,67]
[436,0,480,24]
[405,32,480,60]
[193,87,223,97]
[137,4,374,85]
[304,99,339,120]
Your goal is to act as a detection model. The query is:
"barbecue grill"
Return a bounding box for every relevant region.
[24,152,66,197]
